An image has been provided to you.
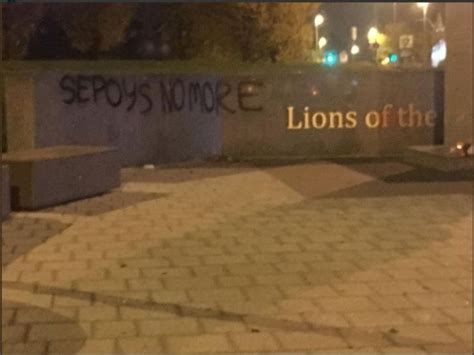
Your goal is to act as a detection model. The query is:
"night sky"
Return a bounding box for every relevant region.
[320,2,444,53]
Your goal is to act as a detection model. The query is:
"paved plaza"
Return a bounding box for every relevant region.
[2,160,472,354]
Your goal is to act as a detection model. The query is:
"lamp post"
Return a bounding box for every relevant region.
[417,3,429,31]
[314,14,324,62]
[367,27,380,63]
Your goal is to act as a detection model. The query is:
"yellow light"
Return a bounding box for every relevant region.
[318,36,327,49]
[381,57,390,65]
[417,2,429,10]
[375,33,387,46]
[314,14,324,27]
[456,142,464,150]
[350,44,360,55]
[367,27,379,44]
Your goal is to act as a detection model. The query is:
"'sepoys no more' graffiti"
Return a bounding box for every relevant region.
[59,75,264,115]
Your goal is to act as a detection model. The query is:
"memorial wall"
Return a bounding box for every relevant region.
[5,68,444,166]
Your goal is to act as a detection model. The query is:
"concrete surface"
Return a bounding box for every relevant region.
[403,145,474,172]
[445,3,473,146]
[2,165,11,220]
[1,160,472,354]
[2,146,120,210]
[5,70,443,166]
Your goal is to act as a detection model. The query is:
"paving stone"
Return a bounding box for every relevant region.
[117,337,163,353]
[76,279,127,292]
[29,322,89,341]
[49,339,115,354]
[2,325,27,343]
[1,341,47,354]
[217,275,252,287]
[139,318,199,336]
[446,323,473,342]
[164,334,234,352]
[201,318,247,333]
[275,331,347,350]
[127,278,164,291]
[78,306,118,321]
[119,306,178,320]
[163,276,217,290]
[254,273,306,286]
[2,164,472,353]
[16,307,77,324]
[189,288,245,303]
[317,297,379,312]
[94,320,137,338]
[387,324,459,345]
[442,307,473,322]
[344,310,406,327]
[229,332,281,352]
[403,308,454,325]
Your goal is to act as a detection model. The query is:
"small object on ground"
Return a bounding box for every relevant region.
[453,142,472,157]
[389,327,399,334]
[143,164,155,170]
[251,328,260,333]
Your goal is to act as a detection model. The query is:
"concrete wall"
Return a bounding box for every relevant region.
[445,3,473,145]
[222,70,443,158]
[5,69,443,166]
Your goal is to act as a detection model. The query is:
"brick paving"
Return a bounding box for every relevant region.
[2,161,472,354]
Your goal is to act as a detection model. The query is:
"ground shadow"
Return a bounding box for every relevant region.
[2,217,71,267]
[41,191,167,217]
[2,300,86,354]
[122,166,258,184]
[3,280,438,351]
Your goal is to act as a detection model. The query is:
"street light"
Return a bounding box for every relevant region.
[318,36,327,49]
[313,14,325,63]
[314,14,325,27]
[350,44,360,55]
[367,27,379,44]
[417,3,429,31]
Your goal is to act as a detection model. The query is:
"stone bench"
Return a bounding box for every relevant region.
[2,165,11,220]
[403,145,474,172]
[2,146,120,210]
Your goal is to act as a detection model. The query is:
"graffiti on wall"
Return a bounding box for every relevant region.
[59,74,264,115]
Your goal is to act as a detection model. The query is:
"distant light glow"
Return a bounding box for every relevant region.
[323,50,338,67]
[314,14,324,27]
[417,2,429,10]
[389,53,399,63]
[367,27,379,44]
[381,57,390,66]
[339,50,349,64]
[431,39,447,67]
[350,44,360,55]
[318,36,327,49]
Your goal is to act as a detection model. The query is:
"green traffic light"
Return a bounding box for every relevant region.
[389,53,398,63]
[323,50,338,67]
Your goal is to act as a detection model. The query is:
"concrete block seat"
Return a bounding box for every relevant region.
[2,165,11,220]
[2,145,120,210]
[403,145,474,172]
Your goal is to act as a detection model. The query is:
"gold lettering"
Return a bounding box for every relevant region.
[365,111,380,128]
[398,107,409,127]
[345,111,358,128]
[312,112,327,129]
[286,106,303,130]
[409,103,423,127]
[329,111,344,129]
[303,107,310,129]
[381,104,393,127]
